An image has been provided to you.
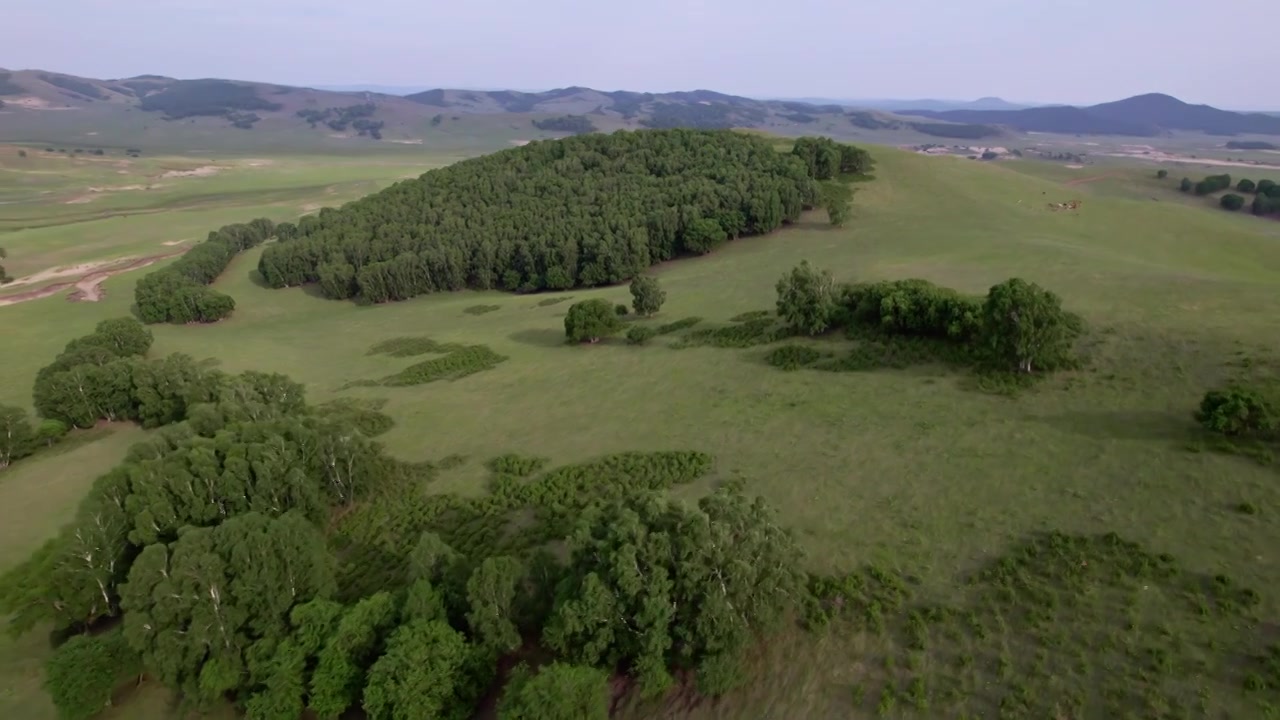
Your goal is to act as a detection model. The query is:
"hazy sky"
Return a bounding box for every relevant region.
[7,0,1274,108]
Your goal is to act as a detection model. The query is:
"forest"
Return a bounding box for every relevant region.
[138,80,283,120]
[256,129,871,304]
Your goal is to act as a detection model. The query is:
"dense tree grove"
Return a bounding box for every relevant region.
[257,130,866,303]
[791,136,874,179]
[531,115,597,134]
[134,217,276,323]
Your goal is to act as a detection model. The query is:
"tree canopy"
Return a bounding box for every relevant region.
[134,218,276,324]
[564,299,623,343]
[257,131,865,303]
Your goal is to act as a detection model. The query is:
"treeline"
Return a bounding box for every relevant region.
[775,263,1083,374]
[133,217,282,324]
[638,102,765,130]
[531,114,597,134]
[138,79,282,128]
[257,130,869,303]
[1225,140,1277,150]
[2,316,811,719]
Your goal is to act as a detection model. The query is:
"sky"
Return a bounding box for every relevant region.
[6,0,1275,109]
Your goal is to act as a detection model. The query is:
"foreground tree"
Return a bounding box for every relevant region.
[362,620,474,720]
[119,511,336,705]
[564,299,623,344]
[980,278,1079,373]
[498,663,609,720]
[775,261,837,335]
[1195,387,1276,437]
[43,628,141,720]
[629,275,666,317]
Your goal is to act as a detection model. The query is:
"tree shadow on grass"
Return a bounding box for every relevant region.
[508,328,568,348]
[1035,410,1193,443]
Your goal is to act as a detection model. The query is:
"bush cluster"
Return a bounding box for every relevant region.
[134,218,276,323]
[378,345,509,386]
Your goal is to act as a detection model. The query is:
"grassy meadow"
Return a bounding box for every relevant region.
[3,145,1280,718]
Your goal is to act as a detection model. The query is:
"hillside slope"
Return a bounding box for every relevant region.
[904,93,1280,137]
[0,68,1000,150]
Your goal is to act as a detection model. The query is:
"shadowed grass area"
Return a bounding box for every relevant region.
[2,146,1279,718]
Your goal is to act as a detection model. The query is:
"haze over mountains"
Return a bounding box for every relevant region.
[3,67,1280,150]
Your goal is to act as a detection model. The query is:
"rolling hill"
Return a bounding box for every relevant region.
[903,93,1280,137]
[0,68,1005,150]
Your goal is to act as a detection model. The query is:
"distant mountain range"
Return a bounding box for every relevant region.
[1,68,1277,149]
[902,93,1280,137]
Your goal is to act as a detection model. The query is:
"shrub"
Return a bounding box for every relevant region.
[464,304,500,316]
[1237,178,1256,193]
[677,318,789,349]
[841,279,981,341]
[1195,387,1276,437]
[498,663,609,720]
[1220,193,1246,211]
[367,336,464,357]
[44,629,142,720]
[655,316,702,335]
[765,345,822,370]
[1193,173,1232,196]
[1179,178,1192,192]
[627,326,657,345]
[564,299,622,343]
[1156,169,1168,179]
[35,419,70,447]
[1257,179,1277,196]
[486,454,549,477]
[379,346,508,386]
[614,303,629,316]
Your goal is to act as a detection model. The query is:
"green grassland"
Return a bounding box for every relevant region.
[3,145,1280,718]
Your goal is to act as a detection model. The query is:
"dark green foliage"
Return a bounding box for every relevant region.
[537,296,573,307]
[626,325,657,345]
[614,303,629,316]
[1156,169,1168,179]
[362,620,478,720]
[765,345,822,370]
[466,556,525,652]
[1257,178,1277,195]
[44,628,141,720]
[486,454,549,478]
[1252,192,1280,216]
[464,304,501,316]
[377,345,508,386]
[308,592,400,718]
[792,136,873,179]
[729,310,770,322]
[32,318,156,428]
[1194,173,1232,195]
[1179,177,1193,192]
[134,218,276,323]
[1237,178,1257,193]
[258,130,824,301]
[367,336,465,357]
[675,317,790,349]
[498,663,609,720]
[532,115,597,134]
[820,180,854,226]
[654,316,702,335]
[314,397,396,437]
[775,261,838,336]
[629,275,665,317]
[137,79,282,119]
[1195,386,1276,437]
[564,299,623,343]
[1221,193,1246,210]
[841,278,982,342]
[298,103,383,138]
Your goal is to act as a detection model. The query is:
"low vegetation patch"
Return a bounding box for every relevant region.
[378,345,508,386]
[367,336,466,357]
[655,316,703,335]
[536,296,573,307]
[464,304,501,316]
[765,344,823,370]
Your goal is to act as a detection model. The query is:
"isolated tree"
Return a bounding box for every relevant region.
[564,299,623,344]
[980,278,1078,373]
[775,261,837,336]
[629,275,666,316]
[498,663,609,720]
[1237,178,1257,193]
[1179,177,1192,192]
[1155,169,1168,179]
[362,620,473,720]
[1220,193,1246,211]
[819,180,854,227]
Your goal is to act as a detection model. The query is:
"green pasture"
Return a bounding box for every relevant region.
[2,146,1279,718]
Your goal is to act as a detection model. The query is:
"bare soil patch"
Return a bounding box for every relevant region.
[158,166,221,179]
[0,253,182,307]
[1101,149,1280,170]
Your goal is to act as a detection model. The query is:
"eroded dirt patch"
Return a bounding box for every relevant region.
[0,253,182,307]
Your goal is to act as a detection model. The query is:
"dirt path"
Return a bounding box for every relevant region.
[0,253,182,307]
[1063,172,1123,186]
